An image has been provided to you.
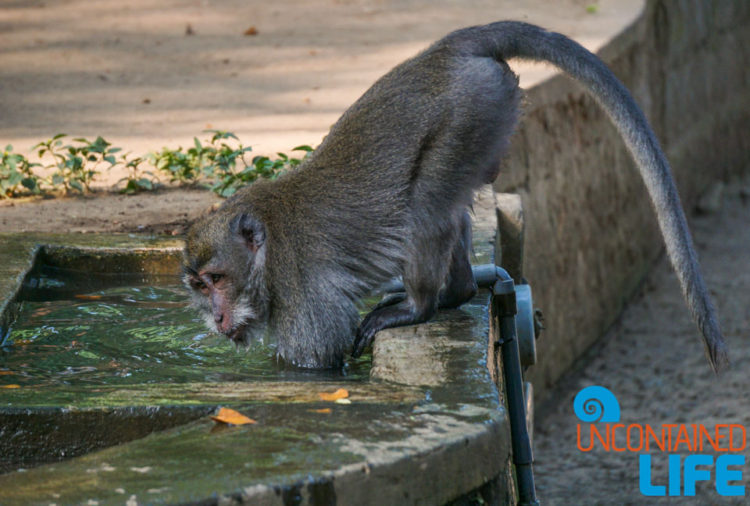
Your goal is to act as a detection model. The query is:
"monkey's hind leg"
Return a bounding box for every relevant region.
[370,210,477,313]
[352,211,462,358]
[438,210,477,308]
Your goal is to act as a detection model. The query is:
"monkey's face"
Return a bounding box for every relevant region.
[183,212,269,346]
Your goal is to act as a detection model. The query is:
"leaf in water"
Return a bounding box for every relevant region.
[0,371,15,375]
[125,325,191,343]
[29,306,54,318]
[210,407,256,426]
[74,294,103,300]
[77,350,99,360]
[78,304,123,319]
[310,408,332,414]
[318,388,349,401]
[1,384,21,389]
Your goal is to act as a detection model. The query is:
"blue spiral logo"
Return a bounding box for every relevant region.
[573,385,621,423]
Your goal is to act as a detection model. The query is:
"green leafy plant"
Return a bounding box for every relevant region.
[193,130,254,190]
[33,134,119,193]
[204,129,312,197]
[149,130,313,197]
[115,154,160,194]
[209,146,312,197]
[0,145,42,198]
[147,135,214,185]
[1,131,313,199]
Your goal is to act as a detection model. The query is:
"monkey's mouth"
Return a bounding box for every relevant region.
[225,324,249,344]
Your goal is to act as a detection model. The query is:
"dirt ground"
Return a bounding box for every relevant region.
[3,1,749,504]
[533,182,750,505]
[0,0,642,234]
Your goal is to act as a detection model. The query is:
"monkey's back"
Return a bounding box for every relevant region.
[219,29,525,366]
[235,33,524,290]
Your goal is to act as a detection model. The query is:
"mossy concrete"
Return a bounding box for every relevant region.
[0,188,514,505]
[0,233,183,337]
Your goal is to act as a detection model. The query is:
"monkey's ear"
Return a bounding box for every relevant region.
[232,213,266,253]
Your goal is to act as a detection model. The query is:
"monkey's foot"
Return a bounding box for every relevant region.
[352,311,387,358]
[374,284,475,314]
[352,301,434,358]
[438,283,477,309]
[373,292,406,310]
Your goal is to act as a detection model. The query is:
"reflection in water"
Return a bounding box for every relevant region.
[1,269,371,387]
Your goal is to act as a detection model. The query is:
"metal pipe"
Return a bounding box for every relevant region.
[379,264,539,504]
[490,265,539,506]
[379,264,513,294]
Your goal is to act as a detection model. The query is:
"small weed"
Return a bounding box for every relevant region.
[207,132,312,197]
[115,154,160,194]
[148,142,207,185]
[34,134,119,193]
[149,130,313,197]
[1,145,42,198]
[2,131,312,199]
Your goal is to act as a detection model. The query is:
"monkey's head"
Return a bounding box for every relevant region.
[182,209,269,346]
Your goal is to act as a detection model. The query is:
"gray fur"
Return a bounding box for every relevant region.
[184,21,727,371]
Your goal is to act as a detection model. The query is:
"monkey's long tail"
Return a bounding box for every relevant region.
[453,21,729,372]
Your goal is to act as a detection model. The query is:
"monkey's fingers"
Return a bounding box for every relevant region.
[351,328,372,358]
[373,292,407,311]
[352,308,388,357]
[354,302,429,358]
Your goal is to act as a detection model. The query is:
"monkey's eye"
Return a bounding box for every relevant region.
[189,278,207,292]
[210,273,225,284]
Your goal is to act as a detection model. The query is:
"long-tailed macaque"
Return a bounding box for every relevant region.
[183,21,728,370]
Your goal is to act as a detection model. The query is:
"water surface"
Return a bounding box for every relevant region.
[1,266,371,388]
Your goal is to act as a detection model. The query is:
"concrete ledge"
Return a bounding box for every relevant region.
[0,188,513,505]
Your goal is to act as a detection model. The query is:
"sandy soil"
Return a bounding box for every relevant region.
[0,0,642,234]
[4,1,749,505]
[533,183,750,505]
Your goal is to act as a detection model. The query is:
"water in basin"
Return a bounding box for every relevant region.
[1,265,371,388]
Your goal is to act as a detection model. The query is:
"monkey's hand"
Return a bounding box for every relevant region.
[352,299,434,358]
[351,293,408,357]
[351,309,390,358]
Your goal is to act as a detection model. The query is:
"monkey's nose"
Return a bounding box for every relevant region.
[216,314,234,334]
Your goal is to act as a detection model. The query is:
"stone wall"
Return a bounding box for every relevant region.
[495,0,750,399]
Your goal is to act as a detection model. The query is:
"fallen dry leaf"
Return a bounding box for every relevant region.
[1,384,21,389]
[210,407,256,425]
[310,408,332,414]
[318,388,349,401]
[243,26,258,36]
[31,307,53,317]
[74,294,103,300]
[0,371,14,376]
